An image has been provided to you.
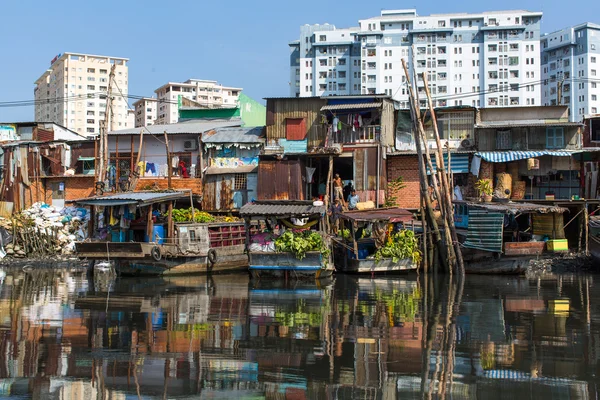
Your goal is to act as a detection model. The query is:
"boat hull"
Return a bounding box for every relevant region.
[114,254,248,276]
[335,257,417,274]
[248,251,333,281]
[464,257,531,275]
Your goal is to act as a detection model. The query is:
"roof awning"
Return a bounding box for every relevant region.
[340,208,414,223]
[475,150,574,163]
[205,166,258,175]
[475,121,583,128]
[428,153,470,175]
[321,102,382,111]
[70,191,188,207]
[78,156,95,161]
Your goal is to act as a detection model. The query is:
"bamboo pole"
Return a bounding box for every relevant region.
[402,59,447,271]
[129,128,145,191]
[422,73,464,275]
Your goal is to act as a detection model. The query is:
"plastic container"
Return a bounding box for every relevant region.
[547,239,568,252]
[144,224,165,244]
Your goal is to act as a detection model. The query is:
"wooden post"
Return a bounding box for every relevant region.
[198,137,204,181]
[164,130,172,190]
[147,204,154,242]
[325,155,333,233]
[585,202,590,256]
[423,72,464,275]
[420,195,428,274]
[130,134,134,171]
[189,189,196,222]
[167,201,173,244]
[129,129,145,191]
[402,59,448,272]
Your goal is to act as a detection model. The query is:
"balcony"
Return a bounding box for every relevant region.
[332,125,380,144]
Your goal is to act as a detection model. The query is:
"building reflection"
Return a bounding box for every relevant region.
[0,268,596,399]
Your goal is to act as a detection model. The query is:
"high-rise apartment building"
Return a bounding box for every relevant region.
[541,23,600,121]
[290,9,542,108]
[154,79,242,125]
[133,97,158,127]
[34,52,130,136]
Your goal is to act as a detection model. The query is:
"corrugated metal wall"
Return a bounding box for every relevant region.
[265,98,326,149]
[258,159,305,200]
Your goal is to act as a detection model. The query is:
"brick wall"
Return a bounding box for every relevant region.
[135,177,202,195]
[23,177,96,209]
[387,155,421,209]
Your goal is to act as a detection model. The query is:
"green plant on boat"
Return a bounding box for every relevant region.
[172,208,215,223]
[275,230,330,260]
[374,229,422,264]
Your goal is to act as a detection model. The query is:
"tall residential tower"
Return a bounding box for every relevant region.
[290,9,542,108]
[34,52,130,136]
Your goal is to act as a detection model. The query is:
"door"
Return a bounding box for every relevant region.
[51,182,65,209]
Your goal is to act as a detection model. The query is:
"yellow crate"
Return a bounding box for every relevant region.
[547,239,568,252]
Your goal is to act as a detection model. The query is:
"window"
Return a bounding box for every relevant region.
[285,118,306,140]
[319,35,326,42]
[546,127,565,149]
[426,111,474,140]
[593,57,597,63]
[82,159,95,175]
[234,174,247,190]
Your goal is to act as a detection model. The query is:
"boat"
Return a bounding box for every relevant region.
[453,200,569,274]
[239,200,334,281]
[331,208,419,274]
[589,215,600,261]
[72,191,250,276]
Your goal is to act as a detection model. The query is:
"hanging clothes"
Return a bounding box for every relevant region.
[171,155,179,169]
[306,167,316,184]
[337,120,342,132]
[332,116,339,133]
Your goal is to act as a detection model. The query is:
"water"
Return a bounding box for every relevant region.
[0,267,597,399]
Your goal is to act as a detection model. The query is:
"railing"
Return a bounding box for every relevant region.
[332,125,380,144]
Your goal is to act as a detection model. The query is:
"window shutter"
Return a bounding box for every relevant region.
[285,118,306,140]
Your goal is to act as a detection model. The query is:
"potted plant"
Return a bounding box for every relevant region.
[475,179,493,202]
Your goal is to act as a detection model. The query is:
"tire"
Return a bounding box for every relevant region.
[151,246,162,261]
[207,249,217,265]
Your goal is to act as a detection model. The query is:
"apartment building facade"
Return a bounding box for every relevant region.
[154,79,242,125]
[133,97,158,127]
[34,52,130,136]
[541,23,600,121]
[290,9,542,109]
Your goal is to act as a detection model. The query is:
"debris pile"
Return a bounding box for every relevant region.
[0,203,90,259]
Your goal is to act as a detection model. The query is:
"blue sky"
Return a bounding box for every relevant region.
[1,0,598,122]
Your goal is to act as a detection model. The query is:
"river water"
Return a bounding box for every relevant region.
[0,267,597,399]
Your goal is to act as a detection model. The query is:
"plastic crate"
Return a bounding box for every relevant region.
[547,239,568,252]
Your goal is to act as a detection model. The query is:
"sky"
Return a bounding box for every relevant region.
[1,0,598,122]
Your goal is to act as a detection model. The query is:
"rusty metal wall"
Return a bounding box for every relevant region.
[202,174,234,211]
[265,98,326,149]
[258,159,305,200]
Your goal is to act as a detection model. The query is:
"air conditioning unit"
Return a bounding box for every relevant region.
[183,140,198,150]
[460,138,475,149]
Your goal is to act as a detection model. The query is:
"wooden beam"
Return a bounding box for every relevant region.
[164,130,172,189]
[167,201,173,244]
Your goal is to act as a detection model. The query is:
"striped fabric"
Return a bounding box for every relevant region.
[427,153,470,175]
[464,210,504,253]
[475,150,574,163]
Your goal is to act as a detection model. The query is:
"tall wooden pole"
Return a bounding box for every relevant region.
[422,74,465,275]
[129,128,145,191]
[164,130,172,190]
[402,59,448,271]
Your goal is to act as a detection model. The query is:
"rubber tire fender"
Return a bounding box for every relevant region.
[207,249,217,265]
[151,246,162,261]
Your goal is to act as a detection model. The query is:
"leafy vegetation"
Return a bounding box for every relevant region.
[275,230,330,260]
[172,208,215,223]
[374,229,422,264]
[475,179,493,197]
[385,176,407,207]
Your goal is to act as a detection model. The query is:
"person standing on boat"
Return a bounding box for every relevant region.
[328,199,343,234]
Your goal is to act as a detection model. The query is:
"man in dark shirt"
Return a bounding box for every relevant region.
[328,199,343,234]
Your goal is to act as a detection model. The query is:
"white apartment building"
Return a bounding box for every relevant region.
[34,52,130,136]
[290,9,542,108]
[541,23,600,121]
[154,79,242,125]
[133,97,158,127]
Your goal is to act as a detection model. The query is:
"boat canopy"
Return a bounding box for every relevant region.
[340,208,414,223]
[69,191,188,207]
[240,200,325,218]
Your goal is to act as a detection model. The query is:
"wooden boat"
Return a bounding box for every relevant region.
[454,201,568,274]
[589,215,600,261]
[72,191,250,276]
[332,208,419,274]
[239,200,334,281]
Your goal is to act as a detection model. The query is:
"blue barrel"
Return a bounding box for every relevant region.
[144,224,165,244]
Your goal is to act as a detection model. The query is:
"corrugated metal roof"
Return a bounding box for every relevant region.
[476,120,583,128]
[205,166,258,175]
[341,208,414,223]
[240,200,325,217]
[457,201,568,215]
[202,126,264,143]
[71,191,188,206]
[108,120,242,136]
[321,102,382,111]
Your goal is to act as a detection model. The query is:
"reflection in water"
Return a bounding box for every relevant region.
[0,268,596,398]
